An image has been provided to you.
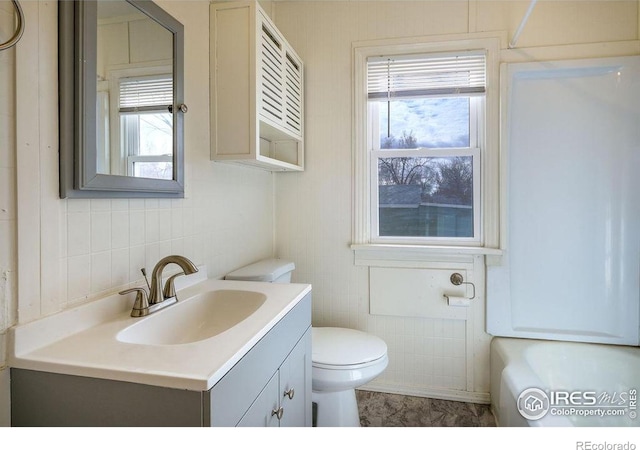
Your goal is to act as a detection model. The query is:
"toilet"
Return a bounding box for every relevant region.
[225,258,388,427]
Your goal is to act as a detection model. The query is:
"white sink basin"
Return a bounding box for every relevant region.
[116,289,267,345]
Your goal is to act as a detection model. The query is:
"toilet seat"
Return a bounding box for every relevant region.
[312,358,385,371]
[312,327,387,370]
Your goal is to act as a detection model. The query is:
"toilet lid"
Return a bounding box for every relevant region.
[312,327,387,366]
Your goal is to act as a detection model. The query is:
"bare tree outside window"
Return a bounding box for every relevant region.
[433,156,473,206]
[378,129,473,207]
[379,131,439,193]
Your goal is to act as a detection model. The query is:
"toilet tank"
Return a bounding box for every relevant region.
[225,258,295,283]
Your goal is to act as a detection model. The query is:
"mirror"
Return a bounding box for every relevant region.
[59,0,185,198]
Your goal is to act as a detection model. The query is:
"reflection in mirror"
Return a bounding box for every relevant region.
[96,1,174,180]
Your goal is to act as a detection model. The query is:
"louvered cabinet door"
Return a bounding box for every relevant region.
[258,21,285,127]
[257,14,303,141]
[283,51,303,138]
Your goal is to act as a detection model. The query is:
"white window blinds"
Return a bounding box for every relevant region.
[367,51,486,100]
[119,75,173,113]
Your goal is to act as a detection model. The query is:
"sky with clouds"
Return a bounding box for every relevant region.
[377,97,470,148]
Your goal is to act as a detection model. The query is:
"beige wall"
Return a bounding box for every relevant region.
[0,0,276,425]
[272,0,639,400]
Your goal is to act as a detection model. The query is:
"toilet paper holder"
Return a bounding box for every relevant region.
[448,273,476,300]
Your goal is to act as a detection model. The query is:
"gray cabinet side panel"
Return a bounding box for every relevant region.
[11,369,202,427]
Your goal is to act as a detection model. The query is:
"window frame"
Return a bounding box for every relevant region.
[352,36,502,261]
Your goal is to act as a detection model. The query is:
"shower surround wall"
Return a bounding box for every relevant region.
[272,0,640,401]
[0,0,276,425]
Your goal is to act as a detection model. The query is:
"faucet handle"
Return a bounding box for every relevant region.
[162,272,185,299]
[119,287,150,317]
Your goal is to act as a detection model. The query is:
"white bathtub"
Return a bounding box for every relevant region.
[490,337,639,427]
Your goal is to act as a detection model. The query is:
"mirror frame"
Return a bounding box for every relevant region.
[59,0,185,198]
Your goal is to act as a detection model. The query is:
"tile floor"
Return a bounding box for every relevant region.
[356,390,496,427]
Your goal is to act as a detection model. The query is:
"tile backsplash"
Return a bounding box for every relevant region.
[60,169,274,308]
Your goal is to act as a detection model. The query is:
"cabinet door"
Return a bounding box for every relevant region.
[279,329,312,427]
[257,11,304,141]
[258,14,285,126]
[237,372,280,427]
[283,50,303,138]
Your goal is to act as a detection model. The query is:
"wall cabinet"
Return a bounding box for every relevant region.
[210,1,304,171]
[11,294,312,427]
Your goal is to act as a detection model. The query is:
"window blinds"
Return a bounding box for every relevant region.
[119,75,173,113]
[367,51,486,100]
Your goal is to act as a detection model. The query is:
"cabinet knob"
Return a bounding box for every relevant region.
[169,104,188,114]
[284,388,295,400]
[271,407,284,420]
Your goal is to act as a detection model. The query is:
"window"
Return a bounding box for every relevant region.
[118,74,174,180]
[353,38,500,257]
[369,52,484,245]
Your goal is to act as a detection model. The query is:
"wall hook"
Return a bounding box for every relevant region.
[450,273,476,300]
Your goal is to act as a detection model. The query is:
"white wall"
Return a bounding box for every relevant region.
[272,0,639,401]
[0,0,276,425]
[0,0,18,427]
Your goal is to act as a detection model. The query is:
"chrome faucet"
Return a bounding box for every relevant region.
[119,255,198,317]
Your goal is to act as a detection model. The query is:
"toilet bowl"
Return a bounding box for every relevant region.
[225,258,388,427]
[312,327,388,427]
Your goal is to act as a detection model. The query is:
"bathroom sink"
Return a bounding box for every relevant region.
[116,289,267,345]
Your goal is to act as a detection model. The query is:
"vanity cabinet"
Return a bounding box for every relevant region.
[11,293,312,427]
[210,1,304,171]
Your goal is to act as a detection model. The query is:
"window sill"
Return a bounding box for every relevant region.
[351,243,502,266]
